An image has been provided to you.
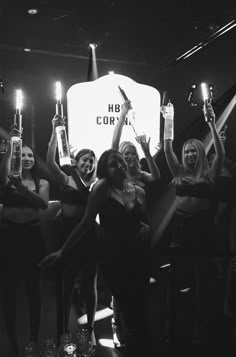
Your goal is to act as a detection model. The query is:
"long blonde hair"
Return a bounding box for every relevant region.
[181,138,209,179]
[119,141,141,172]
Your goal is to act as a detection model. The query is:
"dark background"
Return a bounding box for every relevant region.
[0,0,236,164]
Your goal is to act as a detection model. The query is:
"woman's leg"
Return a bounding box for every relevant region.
[57,264,78,339]
[112,296,127,346]
[101,247,150,356]
[2,271,19,355]
[25,267,41,343]
[82,261,98,344]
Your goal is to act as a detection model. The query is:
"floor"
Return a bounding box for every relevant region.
[1,254,236,357]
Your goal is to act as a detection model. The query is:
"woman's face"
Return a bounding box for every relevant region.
[107,152,127,182]
[184,143,197,168]
[122,145,137,167]
[76,153,95,177]
[22,146,35,171]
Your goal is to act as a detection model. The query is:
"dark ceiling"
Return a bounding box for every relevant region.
[0,0,236,160]
[1,0,236,67]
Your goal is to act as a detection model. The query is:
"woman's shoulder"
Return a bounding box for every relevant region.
[39,178,50,188]
[91,178,109,192]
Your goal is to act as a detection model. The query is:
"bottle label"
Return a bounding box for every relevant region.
[10,137,22,176]
[164,118,174,140]
[56,126,71,166]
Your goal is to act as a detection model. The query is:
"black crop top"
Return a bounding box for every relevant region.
[60,174,89,205]
[175,179,213,199]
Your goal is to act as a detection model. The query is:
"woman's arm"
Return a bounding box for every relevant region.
[205,104,225,178]
[162,103,181,177]
[60,179,108,256]
[136,135,161,183]
[0,127,22,185]
[111,100,132,150]
[8,176,49,210]
[46,115,67,189]
[164,140,181,178]
[0,141,11,185]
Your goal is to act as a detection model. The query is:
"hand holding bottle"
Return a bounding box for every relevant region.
[51,114,71,167]
[8,174,22,188]
[121,100,132,115]
[9,123,22,138]
[52,114,65,129]
[203,101,215,123]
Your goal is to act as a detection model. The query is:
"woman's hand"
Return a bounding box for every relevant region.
[38,249,63,270]
[121,100,132,114]
[8,175,23,188]
[203,101,215,123]
[9,124,22,138]
[135,134,151,155]
[52,114,65,128]
[154,142,162,154]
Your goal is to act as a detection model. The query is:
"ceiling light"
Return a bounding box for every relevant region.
[23,48,32,52]
[27,8,38,15]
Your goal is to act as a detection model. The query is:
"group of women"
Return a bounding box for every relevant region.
[1,96,235,357]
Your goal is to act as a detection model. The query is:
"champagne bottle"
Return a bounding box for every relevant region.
[56,125,71,167]
[164,101,174,140]
[55,98,71,167]
[9,135,22,176]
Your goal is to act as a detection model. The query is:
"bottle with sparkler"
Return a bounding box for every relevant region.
[55,81,71,167]
[9,89,23,177]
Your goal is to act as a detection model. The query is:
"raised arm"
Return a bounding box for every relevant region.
[0,126,21,185]
[46,115,67,189]
[164,140,181,177]
[112,100,132,150]
[0,141,11,185]
[162,103,181,177]
[204,103,225,178]
[136,135,161,183]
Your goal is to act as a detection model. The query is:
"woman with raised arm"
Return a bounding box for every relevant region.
[163,101,225,343]
[112,99,161,190]
[45,114,98,346]
[111,100,161,348]
[0,128,49,356]
[40,148,152,357]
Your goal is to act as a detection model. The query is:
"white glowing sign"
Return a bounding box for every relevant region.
[67,74,160,159]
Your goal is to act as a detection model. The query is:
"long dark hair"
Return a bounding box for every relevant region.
[74,148,97,184]
[97,149,126,180]
[22,144,40,191]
